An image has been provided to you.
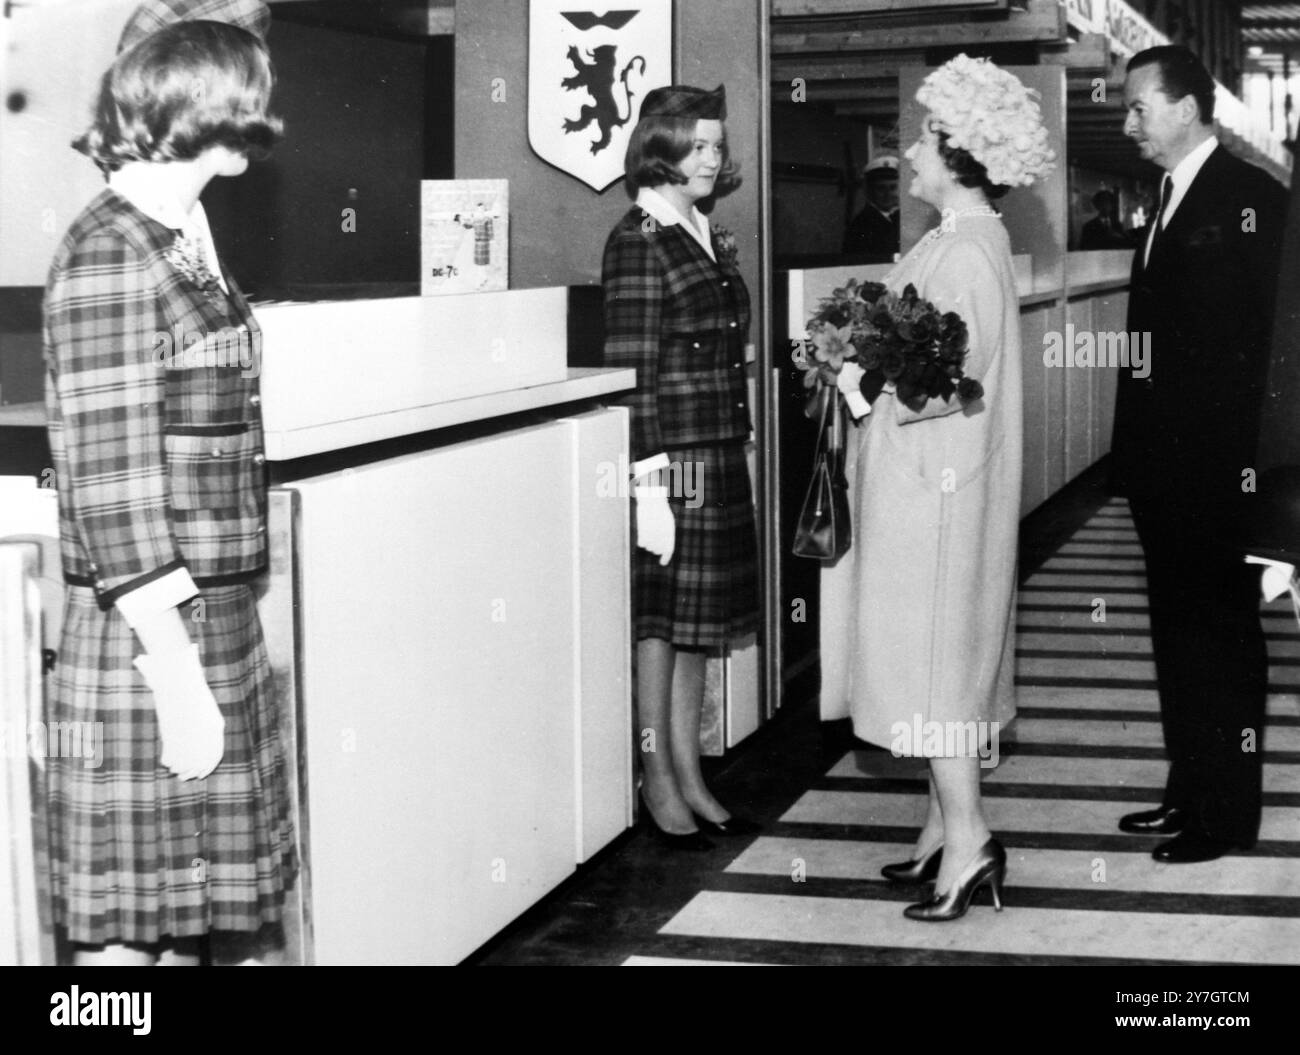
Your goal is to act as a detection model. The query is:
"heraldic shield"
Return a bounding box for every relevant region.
[528,1,673,192]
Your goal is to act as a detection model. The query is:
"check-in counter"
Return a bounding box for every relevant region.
[1,286,638,965]
[255,288,638,964]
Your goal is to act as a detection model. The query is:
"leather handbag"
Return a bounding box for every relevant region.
[792,385,851,561]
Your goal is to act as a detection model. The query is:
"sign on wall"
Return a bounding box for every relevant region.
[527,1,673,192]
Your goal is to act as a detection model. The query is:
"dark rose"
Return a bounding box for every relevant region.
[856,335,885,370]
[859,281,888,302]
[920,362,945,397]
[822,305,850,328]
[898,314,937,344]
[957,377,984,403]
[881,350,906,380]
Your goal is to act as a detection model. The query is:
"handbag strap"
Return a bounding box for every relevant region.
[812,383,845,459]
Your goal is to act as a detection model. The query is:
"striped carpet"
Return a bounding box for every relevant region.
[625,498,1300,965]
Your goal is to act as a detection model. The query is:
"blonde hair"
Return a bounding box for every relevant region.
[74,20,281,172]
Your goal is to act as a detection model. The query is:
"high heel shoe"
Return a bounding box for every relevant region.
[692,812,762,837]
[903,838,1006,922]
[880,844,943,883]
[639,795,714,852]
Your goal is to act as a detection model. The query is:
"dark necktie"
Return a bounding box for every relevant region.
[1146,173,1173,265]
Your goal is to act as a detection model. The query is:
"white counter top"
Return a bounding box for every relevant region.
[0,369,638,461]
[263,366,635,461]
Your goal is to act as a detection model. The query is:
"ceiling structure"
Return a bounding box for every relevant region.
[772,0,1285,181]
[1243,3,1300,76]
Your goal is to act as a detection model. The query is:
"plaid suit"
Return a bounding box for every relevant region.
[601,206,752,462]
[601,203,758,647]
[43,187,268,606]
[42,186,293,944]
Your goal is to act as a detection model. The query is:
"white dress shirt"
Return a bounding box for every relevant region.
[1144,134,1217,267]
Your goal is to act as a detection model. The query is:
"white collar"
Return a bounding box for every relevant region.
[636,186,715,261]
[110,164,228,292]
[1163,135,1218,222]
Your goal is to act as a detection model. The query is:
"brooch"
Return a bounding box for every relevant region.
[163,234,223,300]
[712,225,739,268]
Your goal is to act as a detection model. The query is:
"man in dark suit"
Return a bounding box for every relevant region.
[1079,189,1135,250]
[843,155,900,259]
[1111,46,1288,862]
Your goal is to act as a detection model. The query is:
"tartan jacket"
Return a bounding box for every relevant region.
[43,187,268,606]
[601,205,752,461]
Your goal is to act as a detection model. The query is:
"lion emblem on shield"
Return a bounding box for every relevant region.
[560,44,646,155]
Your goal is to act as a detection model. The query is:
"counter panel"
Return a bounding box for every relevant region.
[292,421,583,964]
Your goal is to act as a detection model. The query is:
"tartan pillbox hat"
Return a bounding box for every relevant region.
[118,0,271,54]
[639,84,727,121]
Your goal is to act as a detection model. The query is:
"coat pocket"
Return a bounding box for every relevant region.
[164,427,256,512]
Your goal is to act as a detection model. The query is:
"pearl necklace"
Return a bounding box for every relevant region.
[883,205,1001,283]
[907,205,1002,254]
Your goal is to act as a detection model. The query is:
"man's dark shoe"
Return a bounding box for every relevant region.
[1118,806,1186,835]
[1152,832,1249,864]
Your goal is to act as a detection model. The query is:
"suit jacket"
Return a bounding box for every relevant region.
[1079,215,1134,250]
[43,187,268,604]
[1111,144,1288,534]
[601,206,752,461]
[843,204,900,258]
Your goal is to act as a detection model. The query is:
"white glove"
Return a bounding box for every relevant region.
[634,484,675,566]
[835,361,872,419]
[133,643,225,781]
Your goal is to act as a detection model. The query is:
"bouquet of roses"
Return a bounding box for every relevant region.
[795,278,983,418]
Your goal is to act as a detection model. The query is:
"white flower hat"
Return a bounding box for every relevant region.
[915,54,1056,188]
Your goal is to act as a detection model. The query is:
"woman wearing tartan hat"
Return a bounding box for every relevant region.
[42,0,293,964]
[820,55,1054,920]
[601,84,762,849]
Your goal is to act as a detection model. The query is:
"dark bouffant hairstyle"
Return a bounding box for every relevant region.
[74,20,281,172]
[1127,45,1216,126]
[934,128,1010,201]
[624,114,741,198]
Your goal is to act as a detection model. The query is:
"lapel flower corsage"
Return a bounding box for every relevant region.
[712,224,739,268]
[163,233,223,300]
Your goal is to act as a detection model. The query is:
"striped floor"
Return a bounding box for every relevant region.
[625,498,1300,965]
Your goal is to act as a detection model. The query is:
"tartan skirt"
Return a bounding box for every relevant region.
[633,441,760,648]
[46,584,295,946]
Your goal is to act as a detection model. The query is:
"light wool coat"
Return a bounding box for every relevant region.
[820,215,1021,754]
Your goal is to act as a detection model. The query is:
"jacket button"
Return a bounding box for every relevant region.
[735,402,744,409]
[693,341,701,349]
[210,448,223,458]
[729,321,737,328]
[721,280,729,287]
[249,394,261,406]
[256,524,266,534]
[733,362,742,368]
[253,453,266,466]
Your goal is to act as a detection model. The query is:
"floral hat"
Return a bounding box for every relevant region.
[916,54,1056,188]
